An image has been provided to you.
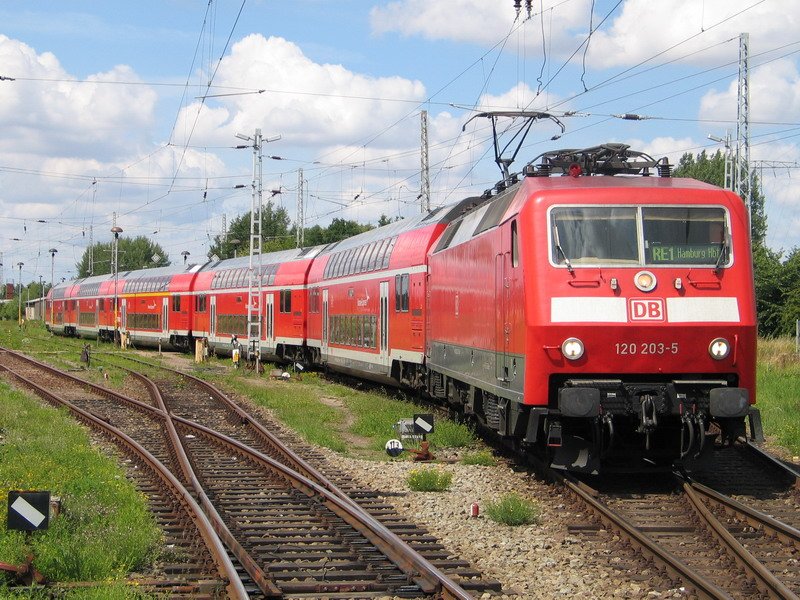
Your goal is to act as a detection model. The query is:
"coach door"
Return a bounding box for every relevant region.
[321,289,329,358]
[121,298,127,330]
[495,238,512,385]
[265,292,275,349]
[379,281,389,365]
[162,297,169,338]
[209,296,217,339]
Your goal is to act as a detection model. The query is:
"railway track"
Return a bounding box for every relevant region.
[99,351,504,597]
[558,445,800,599]
[0,347,499,598]
[0,348,247,599]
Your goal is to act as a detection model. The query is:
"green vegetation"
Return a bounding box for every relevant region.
[757,338,800,455]
[406,467,453,492]
[208,205,388,259]
[461,450,497,466]
[0,382,162,585]
[0,582,160,599]
[76,236,170,278]
[202,367,480,459]
[484,493,541,526]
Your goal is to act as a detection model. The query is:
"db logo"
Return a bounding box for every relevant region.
[629,298,665,321]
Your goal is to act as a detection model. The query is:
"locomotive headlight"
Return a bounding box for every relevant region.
[634,270,657,292]
[708,338,731,360]
[561,337,585,361]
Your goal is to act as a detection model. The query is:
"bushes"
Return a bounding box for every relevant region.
[484,493,541,526]
[406,468,452,492]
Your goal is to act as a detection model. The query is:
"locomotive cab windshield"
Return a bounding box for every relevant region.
[550,205,732,268]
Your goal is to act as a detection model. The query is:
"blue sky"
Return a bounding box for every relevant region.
[1,0,798,284]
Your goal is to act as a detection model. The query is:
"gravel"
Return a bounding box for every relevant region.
[321,449,690,599]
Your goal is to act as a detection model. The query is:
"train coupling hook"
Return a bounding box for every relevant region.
[693,413,706,458]
[638,396,658,451]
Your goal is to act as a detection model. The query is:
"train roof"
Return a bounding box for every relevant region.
[314,201,479,257]
[199,245,324,273]
[50,262,204,297]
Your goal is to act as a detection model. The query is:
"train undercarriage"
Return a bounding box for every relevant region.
[426,369,763,474]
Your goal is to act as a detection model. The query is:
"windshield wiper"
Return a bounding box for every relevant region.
[552,225,574,274]
[714,229,730,274]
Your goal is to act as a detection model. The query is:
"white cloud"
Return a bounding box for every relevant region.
[175,34,427,150]
[622,136,697,167]
[371,0,515,44]
[588,1,800,69]
[700,60,800,123]
[370,1,800,75]
[370,0,590,54]
[0,35,156,157]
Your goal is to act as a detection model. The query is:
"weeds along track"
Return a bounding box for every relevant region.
[0,348,247,599]
[1,348,497,599]
[557,450,800,599]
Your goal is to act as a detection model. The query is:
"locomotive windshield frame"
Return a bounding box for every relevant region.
[548,204,733,268]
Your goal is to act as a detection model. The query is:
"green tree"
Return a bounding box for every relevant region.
[208,202,294,259]
[76,236,170,277]
[296,219,374,246]
[752,244,784,336]
[777,247,800,336]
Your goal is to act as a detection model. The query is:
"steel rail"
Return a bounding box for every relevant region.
[688,480,800,548]
[680,480,799,600]
[111,354,478,600]
[0,356,249,599]
[558,474,731,600]
[166,414,445,595]
[133,369,281,597]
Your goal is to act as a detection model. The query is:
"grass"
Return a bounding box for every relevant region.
[484,493,541,526]
[756,338,800,455]
[406,468,452,492]
[461,450,497,466]
[0,582,161,599]
[0,381,162,585]
[202,366,481,459]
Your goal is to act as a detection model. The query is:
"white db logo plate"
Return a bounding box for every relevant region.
[629,298,665,321]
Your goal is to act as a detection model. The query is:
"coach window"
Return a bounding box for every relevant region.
[280,289,292,313]
[511,220,519,267]
[395,274,409,312]
[172,295,181,312]
[357,245,370,272]
[196,294,207,312]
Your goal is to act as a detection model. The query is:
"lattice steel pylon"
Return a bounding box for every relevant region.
[735,33,751,221]
[296,167,304,248]
[420,110,430,213]
[247,129,263,370]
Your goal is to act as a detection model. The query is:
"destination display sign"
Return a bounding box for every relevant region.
[648,244,722,264]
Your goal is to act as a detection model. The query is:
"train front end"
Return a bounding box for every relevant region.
[521,156,759,473]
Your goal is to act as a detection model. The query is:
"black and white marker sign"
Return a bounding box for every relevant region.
[413,414,434,435]
[7,491,50,531]
[385,438,404,458]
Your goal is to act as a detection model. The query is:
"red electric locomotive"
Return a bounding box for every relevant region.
[426,144,761,472]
